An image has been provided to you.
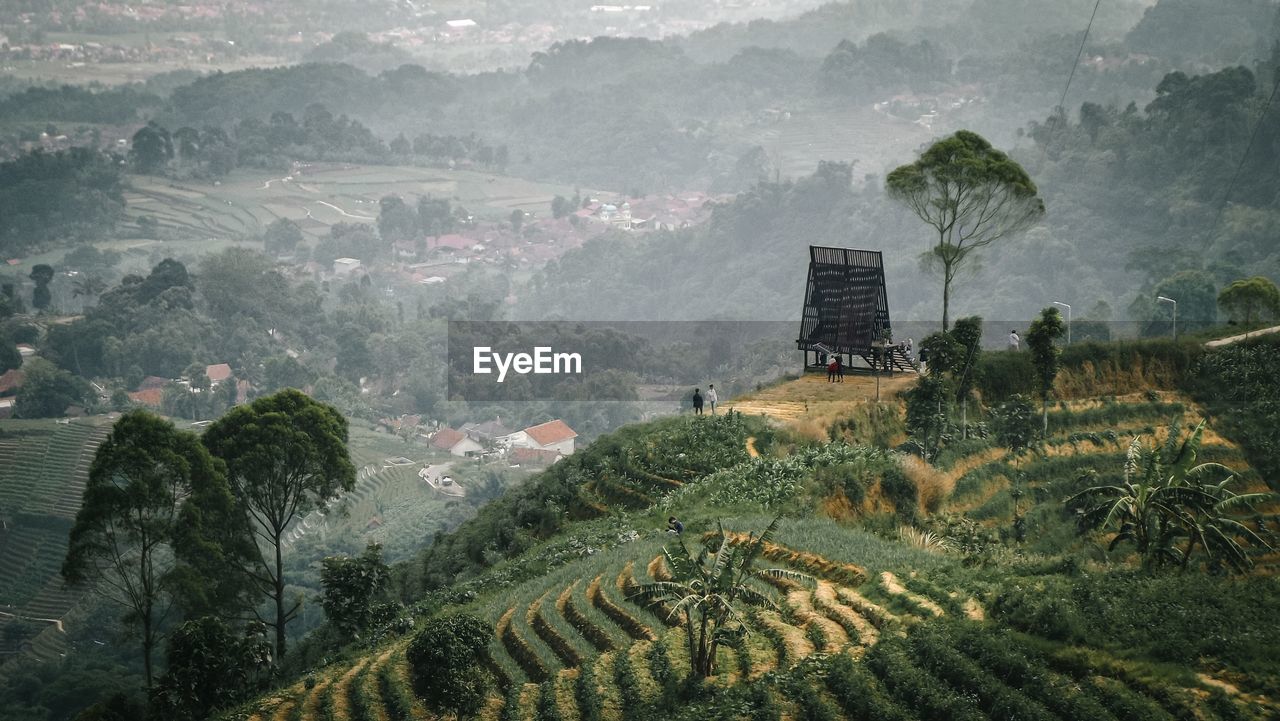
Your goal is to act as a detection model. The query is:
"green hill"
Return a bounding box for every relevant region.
[228,336,1280,721]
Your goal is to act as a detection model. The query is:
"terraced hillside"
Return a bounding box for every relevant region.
[0,417,112,662]
[234,364,1276,720]
[243,515,1262,721]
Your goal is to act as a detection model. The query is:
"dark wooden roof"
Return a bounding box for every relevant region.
[796,246,891,356]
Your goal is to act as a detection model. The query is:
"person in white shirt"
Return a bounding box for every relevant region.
[706,384,719,414]
[1009,330,1021,351]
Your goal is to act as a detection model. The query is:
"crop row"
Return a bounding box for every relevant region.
[499,607,551,683]
[587,575,655,641]
[558,582,615,652]
[528,592,583,668]
[717,532,868,586]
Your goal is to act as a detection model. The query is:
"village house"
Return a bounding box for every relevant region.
[461,419,519,448]
[333,257,362,277]
[430,427,484,457]
[513,419,578,456]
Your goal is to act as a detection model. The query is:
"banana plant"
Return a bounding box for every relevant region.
[1067,422,1275,572]
[628,516,809,677]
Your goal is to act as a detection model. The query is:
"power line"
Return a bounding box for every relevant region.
[1205,67,1280,242]
[1056,0,1104,119]
[1039,0,1104,159]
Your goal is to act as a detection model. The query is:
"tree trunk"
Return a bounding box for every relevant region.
[1042,399,1049,437]
[274,538,287,660]
[142,600,153,688]
[1181,536,1197,571]
[942,268,951,331]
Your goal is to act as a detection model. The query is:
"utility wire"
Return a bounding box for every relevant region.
[1204,67,1280,242]
[1040,0,1104,160]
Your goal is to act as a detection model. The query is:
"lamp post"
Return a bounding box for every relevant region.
[1052,301,1071,345]
[1157,295,1177,339]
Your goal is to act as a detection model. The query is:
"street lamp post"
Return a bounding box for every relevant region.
[1157,296,1177,338]
[1052,301,1071,345]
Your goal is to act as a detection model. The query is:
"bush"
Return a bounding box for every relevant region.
[879,466,918,521]
[988,584,1083,641]
[405,614,492,717]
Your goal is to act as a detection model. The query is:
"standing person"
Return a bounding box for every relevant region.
[692,388,704,415]
[706,384,718,414]
[827,358,838,382]
[1008,329,1021,351]
[835,355,844,382]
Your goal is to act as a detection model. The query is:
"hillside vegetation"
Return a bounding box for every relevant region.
[229,334,1280,721]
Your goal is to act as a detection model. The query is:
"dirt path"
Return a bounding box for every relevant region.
[745,436,759,458]
[1204,324,1280,347]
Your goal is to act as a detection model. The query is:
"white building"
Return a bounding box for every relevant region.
[515,419,578,456]
[333,257,362,277]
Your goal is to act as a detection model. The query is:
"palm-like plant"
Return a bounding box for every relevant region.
[1067,422,1274,573]
[628,516,808,677]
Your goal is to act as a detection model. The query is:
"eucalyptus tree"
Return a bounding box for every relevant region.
[62,411,235,686]
[201,389,356,659]
[887,130,1044,329]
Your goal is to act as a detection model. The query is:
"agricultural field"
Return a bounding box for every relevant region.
[235,365,1279,720]
[124,163,610,241]
[0,417,112,661]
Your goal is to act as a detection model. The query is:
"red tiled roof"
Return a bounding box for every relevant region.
[128,387,164,407]
[431,427,466,450]
[524,419,577,446]
[206,363,233,383]
[0,369,25,395]
[138,375,169,390]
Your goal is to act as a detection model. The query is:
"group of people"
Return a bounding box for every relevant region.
[826,355,845,382]
[691,384,718,415]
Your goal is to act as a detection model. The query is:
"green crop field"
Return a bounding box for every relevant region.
[124,163,610,240]
[0,417,112,661]
[233,374,1278,721]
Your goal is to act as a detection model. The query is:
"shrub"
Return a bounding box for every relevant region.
[405,614,493,717]
[879,465,918,521]
[988,584,1083,641]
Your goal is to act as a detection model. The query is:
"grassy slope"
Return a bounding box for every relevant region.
[233,357,1280,721]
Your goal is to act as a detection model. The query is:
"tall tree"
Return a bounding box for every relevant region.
[1218,276,1280,326]
[62,411,228,686]
[129,122,174,174]
[29,263,54,310]
[886,130,1044,329]
[201,389,356,659]
[1026,306,1065,434]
